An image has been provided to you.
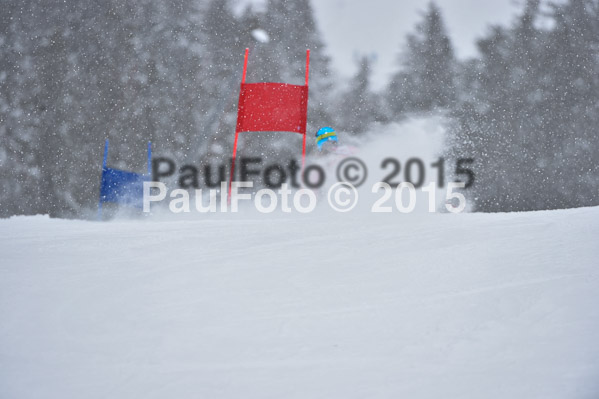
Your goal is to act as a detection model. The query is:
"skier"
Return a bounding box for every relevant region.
[315,126,338,152]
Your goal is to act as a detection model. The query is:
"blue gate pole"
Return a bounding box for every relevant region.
[147,142,152,176]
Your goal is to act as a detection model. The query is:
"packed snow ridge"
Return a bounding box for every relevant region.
[1,205,598,398]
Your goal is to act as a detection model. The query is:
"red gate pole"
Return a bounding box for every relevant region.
[302,49,310,170]
[305,49,310,86]
[302,133,306,170]
[228,48,250,204]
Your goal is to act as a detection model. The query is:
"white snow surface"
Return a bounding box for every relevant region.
[1,206,599,398]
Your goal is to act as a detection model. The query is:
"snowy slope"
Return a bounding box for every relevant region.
[1,207,598,399]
